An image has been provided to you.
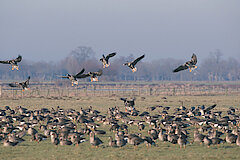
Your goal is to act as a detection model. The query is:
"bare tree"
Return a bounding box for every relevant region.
[0,47,240,82]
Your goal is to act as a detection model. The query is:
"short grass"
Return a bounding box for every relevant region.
[0,94,240,160]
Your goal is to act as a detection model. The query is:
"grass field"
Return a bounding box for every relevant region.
[1,88,240,160]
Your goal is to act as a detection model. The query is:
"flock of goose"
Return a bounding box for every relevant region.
[3,53,237,150]
[1,53,197,88]
[1,101,240,149]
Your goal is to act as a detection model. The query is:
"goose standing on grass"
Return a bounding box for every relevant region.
[9,76,31,91]
[69,133,85,146]
[203,136,212,148]
[115,133,126,147]
[226,132,237,144]
[193,129,205,144]
[90,131,103,148]
[178,134,187,149]
[0,55,22,70]
[3,139,19,147]
[173,53,197,72]
[236,133,240,146]
[158,128,168,142]
[108,136,117,147]
[100,52,116,68]
[58,68,86,86]
[143,136,155,147]
[127,134,145,149]
[123,54,145,72]
[59,137,72,146]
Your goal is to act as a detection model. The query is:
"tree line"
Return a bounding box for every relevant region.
[0,47,239,82]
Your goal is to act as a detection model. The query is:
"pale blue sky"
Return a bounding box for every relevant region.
[0,0,240,62]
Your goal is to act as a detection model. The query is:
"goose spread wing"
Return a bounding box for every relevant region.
[120,98,127,102]
[205,104,216,113]
[95,70,103,76]
[106,52,116,61]
[132,54,145,66]
[173,64,188,72]
[14,55,22,63]
[77,73,90,79]
[75,68,85,78]
[57,75,69,79]
[0,60,11,64]
[9,82,20,88]
[24,76,30,85]
[191,54,197,65]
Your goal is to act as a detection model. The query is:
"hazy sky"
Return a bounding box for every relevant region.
[0,0,240,62]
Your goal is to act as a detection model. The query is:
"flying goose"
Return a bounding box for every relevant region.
[123,54,145,72]
[120,98,135,112]
[173,54,197,72]
[58,68,86,86]
[0,55,22,70]
[9,76,30,91]
[100,52,116,68]
[81,70,103,82]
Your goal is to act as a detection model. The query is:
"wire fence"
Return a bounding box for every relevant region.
[1,81,240,99]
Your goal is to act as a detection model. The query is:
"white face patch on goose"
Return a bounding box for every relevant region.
[189,65,197,72]
[91,77,98,82]
[12,65,19,70]
[105,63,110,68]
[73,81,78,85]
[103,63,109,68]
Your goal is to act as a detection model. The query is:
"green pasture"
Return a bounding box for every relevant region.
[0,93,240,160]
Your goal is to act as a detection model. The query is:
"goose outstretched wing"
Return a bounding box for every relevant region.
[9,82,20,88]
[14,55,22,63]
[74,68,85,78]
[105,52,116,61]
[190,54,197,65]
[95,70,103,76]
[77,73,90,79]
[173,64,188,72]
[132,54,145,66]
[24,76,30,85]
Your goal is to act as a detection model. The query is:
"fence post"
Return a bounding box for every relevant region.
[47,89,50,97]
[225,88,228,96]
[84,86,87,96]
[93,85,96,96]
[172,88,176,96]
[149,88,153,96]
[0,85,2,97]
